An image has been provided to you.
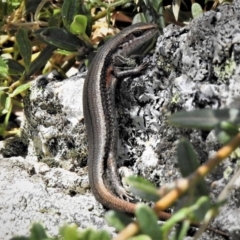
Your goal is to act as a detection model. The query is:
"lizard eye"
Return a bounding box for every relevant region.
[132,31,142,37]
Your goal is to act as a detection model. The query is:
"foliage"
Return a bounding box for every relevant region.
[10,223,111,240]
[169,108,240,144]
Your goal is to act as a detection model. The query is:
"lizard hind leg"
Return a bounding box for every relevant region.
[106,151,133,201]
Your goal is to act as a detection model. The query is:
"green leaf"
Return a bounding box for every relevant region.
[174,220,190,240]
[91,230,111,240]
[177,139,199,176]
[54,49,76,55]
[191,3,203,19]
[16,28,31,72]
[48,10,62,27]
[80,228,96,240]
[137,0,164,29]
[214,121,239,144]
[125,176,159,201]
[9,82,31,98]
[70,15,87,35]
[105,210,132,231]
[135,204,161,239]
[3,99,12,127]
[28,45,56,77]
[6,59,25,76]
[62,0,82,30]
[0,123,6,135]
[177,139,208,196]
[128,235,151,240]
[60,225,79,240]
[0,56,9,79]
[215,130,232,144]
[38,27,84,51]
[29,223,48,240]
[190,196,212,221]
[0,91,8,116]
[80,229,110,240]
[219,121,239,134]
[5,95,11,112]
[149,0,162,12]
[169,108,240,130]
[176,139,210,220]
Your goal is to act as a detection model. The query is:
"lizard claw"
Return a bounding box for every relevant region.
[116,186,134,201]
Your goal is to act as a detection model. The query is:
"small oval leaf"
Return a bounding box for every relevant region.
[60,225,79,240]
[16,28,31,72]
[135,204,161,239]
[39,27,84,51]
[177,138,200,177]
[191,3,203,19]
[62,0,82,30]
[9,82,31,98]
[30,223,48,240]
[70,15,87,35]
[93,230,111,240]
[0,91,8,116]
[169,109,240,130]
[105,210,132,231]
[128,235,151,240]
[0,56,9,78]
[125,176,159,201]
[5,96,11,112]
[6,59,25,75]
[27,45,57,77]
[176,138,209,196]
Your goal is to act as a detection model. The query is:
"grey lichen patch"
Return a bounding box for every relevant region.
[155,2,240,89]
[214,57,237,80]
[117,1,240,238]
[22,73,87,171]
[157,55,175,74]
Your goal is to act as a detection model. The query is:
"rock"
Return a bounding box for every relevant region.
[1,1,240,239]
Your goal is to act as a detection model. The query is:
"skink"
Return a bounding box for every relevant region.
[83,22,162,214]
[83,23,228,238]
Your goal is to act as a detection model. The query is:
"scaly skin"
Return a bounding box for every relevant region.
[82,23,228,238]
